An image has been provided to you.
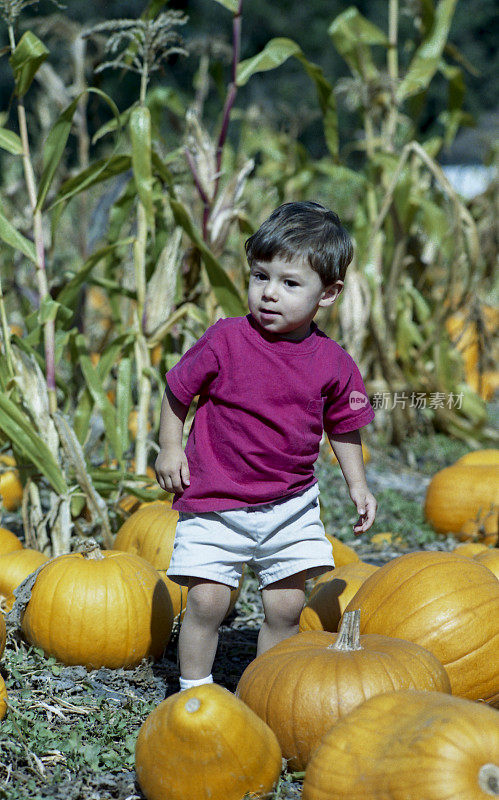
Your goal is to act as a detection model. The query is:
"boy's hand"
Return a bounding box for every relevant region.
[155,446,190,494]
[349,484,377,535]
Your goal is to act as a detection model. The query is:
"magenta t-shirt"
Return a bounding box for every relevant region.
[166,314,374,512]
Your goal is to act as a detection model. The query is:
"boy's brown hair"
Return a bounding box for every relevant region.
[245,201,354,285]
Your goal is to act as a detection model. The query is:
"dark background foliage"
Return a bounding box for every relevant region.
[0,0,497,162]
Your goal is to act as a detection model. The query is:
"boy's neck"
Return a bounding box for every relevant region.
[248,314,315,343]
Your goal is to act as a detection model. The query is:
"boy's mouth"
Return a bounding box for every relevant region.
[260,308,280,315]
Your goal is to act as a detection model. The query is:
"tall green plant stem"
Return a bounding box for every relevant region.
[0,274,15,377]
[133,67,152,475]
[386,0,399,147]
[8,25,57,413]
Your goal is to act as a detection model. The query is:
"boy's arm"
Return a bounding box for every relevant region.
[155,385,191,494]
[327,429,377,534]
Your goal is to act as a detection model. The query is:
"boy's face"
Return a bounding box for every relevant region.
[248,255,343,341]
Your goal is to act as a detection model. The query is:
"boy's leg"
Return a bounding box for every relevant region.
[257,570,307,656]
[178,577,232,680]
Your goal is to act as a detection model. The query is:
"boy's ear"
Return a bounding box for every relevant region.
[319,280,343,307]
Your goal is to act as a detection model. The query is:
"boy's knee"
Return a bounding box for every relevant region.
[185,579,231,624]
[262,585,305,629]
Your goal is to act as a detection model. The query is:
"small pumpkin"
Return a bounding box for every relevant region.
[135,684,282,800]
[302,690,499,800]
[453,541,489,557]
[473,549,499,580]
[456,449,499,466]
[324,535,360,568]
[0,528,23,556]
[300,562,379,632]
[343,550,499,700]
[0,549,49,600]
[424,463,499,535]
[21,542,173,669]
[113,502,242,619]
[0,455,23,512]
[0,675,7,720]
[236,610,450,771]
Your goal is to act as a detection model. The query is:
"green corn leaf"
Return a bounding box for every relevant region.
[57,238,134,309]
[211,0,238,12]
[48,155,132,211]
[77,341,122,461]
[92,105,135,145]
[36,88,122,212]
[116,357,133,456]
[130,105,155,231]
[38,295,72,325]
[9,31,49,97]
[237,38,338,158]
[169,198,246,318]
[397,0,458,101]
[0,209,37,263]
[0,394,68,495]
[236,38,301,87]
[328,8,388,79]
[0,127,23,155]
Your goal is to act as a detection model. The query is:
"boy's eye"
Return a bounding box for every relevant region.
[285,280,299,287]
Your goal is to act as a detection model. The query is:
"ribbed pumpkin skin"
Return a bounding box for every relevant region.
[236,628,450,771]
[343,551,499,699]
[424,464,499,534]
[453,542,489,557]
[303,690,499,800]
[113,502,243,619]
[135,684,282,800]
[300,563,379,632]
[0,528,23,556]
[0,675,7,720]
[21,551,173,669]
[474,549,499,579]
[0,612,5,658]
[0,549,49,597]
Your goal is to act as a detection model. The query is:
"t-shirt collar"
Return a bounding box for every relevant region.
[243,313,320,353]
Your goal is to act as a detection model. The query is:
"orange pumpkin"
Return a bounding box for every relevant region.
[453,542,489,557]
[457,507,498,545]
[456,449,499,466]
[473,549,499,580]
[0,456,23,512]
[300,562,379,632]
[0,675,7,720]
[236,610,450,771]
[0,549,49,599]
[343,550,499,699]
[135,684,282,800]
[0,528,23,556]
[22,544,173,669]
[302,690,499,800]
[424,464,499,535]
[113,502,242,619]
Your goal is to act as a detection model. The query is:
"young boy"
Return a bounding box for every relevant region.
[155,201,376,691]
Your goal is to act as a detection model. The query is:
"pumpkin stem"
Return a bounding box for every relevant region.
[185,697,201,713]
[330,609,362,651]
[76,538,105,560]
[479,764,499,796]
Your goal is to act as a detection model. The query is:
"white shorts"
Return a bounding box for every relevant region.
[167,482,335,589]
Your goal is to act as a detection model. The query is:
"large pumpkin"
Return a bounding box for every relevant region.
[236,610,450,771]
[302,690,499,800]
[474,549,499,580]
[424,463,499,534]
[135,684,282,800]
[21,543,173,669]
[0,528,23,556]
[456,449,499,466]
[113,502,242,619]
[343,550,499,700]
[0,549,49,599]
[300,562,379,632]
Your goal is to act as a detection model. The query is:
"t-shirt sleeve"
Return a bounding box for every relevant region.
[165,326,220,406]
[323,350,375,435]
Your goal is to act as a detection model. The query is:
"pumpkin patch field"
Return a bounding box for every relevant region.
[1,436,498,800]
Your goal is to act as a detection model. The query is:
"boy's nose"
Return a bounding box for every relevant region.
[262,283,279,301]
